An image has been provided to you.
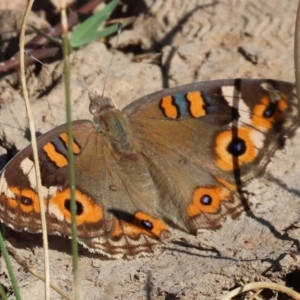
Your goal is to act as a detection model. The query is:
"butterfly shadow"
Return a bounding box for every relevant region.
[266,171,300,198]
[256,172,300,249]
[169,236,250,261]
[165,237,299,278]
[245,171,300,253]
[1,225,71,254]
[0,224,105,263]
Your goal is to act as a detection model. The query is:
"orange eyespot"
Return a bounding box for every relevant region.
[49,189,103,225]
[187,187,230,217]
[8,187,41,213]
[111,212,167,238]
[252,95,288,130]
[215,127,258,171]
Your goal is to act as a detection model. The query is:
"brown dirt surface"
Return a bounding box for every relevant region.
[0,0,300,299]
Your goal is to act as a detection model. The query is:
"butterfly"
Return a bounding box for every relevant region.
[0,78,297,258]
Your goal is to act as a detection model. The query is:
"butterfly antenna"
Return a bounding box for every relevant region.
[24,50,91,92]
[101,22,122,108]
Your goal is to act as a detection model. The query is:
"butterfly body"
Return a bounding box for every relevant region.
[0,78,298,258]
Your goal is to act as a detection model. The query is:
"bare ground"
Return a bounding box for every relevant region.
[0,0,300,299]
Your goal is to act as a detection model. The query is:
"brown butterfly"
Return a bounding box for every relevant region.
[0,78,297,258]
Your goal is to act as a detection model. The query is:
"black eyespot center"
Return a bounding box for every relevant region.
[64,199,84,215]
[227,137,246,156]
[20,196,33,206]
[263,102,276,118]
[141,219,153,230]
[201,194,212,206]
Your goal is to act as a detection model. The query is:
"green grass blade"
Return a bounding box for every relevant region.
[30,25,62,46]
[0,231,21,300]
[0,283,7,300]
[71,18,133,48]
[70,0,119,48]
[61,12,80,300]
